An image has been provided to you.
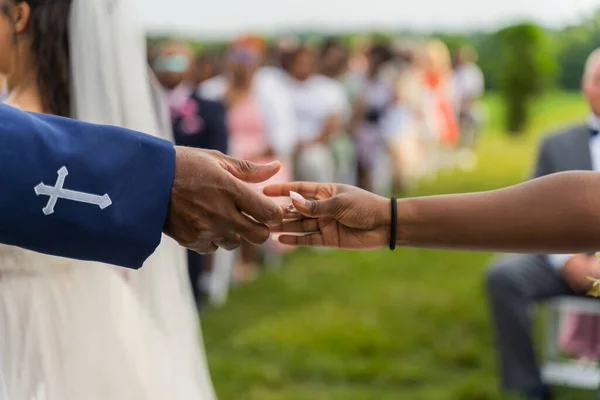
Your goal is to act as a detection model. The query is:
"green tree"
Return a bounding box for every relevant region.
[495,22,558,134]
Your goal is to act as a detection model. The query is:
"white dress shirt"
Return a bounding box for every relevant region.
[286,74,349,143]
[454,63,484,104]
[547,114,600,269]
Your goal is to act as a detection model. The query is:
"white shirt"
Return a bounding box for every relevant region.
[287,74,348,142]
[454,63,484,106]
[547,114,600,269]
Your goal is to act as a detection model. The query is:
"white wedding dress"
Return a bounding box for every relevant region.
[0,0,217,399]
[0,249,174,399]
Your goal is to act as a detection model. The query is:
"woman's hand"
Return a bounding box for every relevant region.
[263,182,391,249]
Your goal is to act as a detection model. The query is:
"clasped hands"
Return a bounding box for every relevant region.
[164,147,393,254]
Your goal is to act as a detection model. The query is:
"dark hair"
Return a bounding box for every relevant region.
[3,0,72,117]
[320,36,342,57]
[369,43,393,64]
[280,44,312,72]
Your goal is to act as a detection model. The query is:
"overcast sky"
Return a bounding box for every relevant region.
[136,0,599,37]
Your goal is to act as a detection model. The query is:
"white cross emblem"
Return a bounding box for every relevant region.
[34,166,112,215]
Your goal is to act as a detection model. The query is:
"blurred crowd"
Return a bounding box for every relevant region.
[147,34,485,304]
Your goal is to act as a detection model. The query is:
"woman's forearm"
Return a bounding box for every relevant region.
[396,171,600,254]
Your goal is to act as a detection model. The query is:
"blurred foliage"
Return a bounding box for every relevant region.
[495,23,558,133]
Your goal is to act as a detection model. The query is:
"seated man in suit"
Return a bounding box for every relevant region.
[485,49,600,400]
[0,103,282,270]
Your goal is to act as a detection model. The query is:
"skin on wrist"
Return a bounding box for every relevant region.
[394,198,418,247]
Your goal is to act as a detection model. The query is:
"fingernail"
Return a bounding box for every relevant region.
[289,191,306,206]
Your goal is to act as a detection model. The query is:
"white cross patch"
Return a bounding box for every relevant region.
[34,166,112,215]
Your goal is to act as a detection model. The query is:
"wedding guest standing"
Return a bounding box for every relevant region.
[453,45,485,148]
[423,40,459,149]
[350,43,396,195]
[200,34,296,282]
[153,40,228,304]
[318,38,354,185]
[284,45,345,184]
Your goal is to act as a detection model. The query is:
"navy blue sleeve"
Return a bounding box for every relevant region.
[0,104,175,269]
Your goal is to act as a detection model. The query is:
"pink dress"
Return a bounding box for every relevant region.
[227,95,291,254]
[227,95,291,199]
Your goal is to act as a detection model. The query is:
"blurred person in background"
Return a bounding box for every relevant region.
[347,36,371,87]
[194,51,220,85]
[384,40,430,190]
[422,39,459,171]
[453,45,485,148]
[199,34,295,282]
[284,44,345,184]
[318,37,355,186]
[153,40,228,305]
[0,0,216,398]
[154,40,228,155]
[260,34,299,87]
[484,48,600,400]
[350,43,396,195]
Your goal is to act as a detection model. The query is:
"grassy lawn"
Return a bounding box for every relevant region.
[202,91,591,399]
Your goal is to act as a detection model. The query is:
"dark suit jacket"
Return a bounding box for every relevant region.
[172,94,228,155]
[532,124,595,258]
[0,103,174,269]
[532,124,592,178]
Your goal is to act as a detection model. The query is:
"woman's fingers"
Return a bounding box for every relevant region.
[289,192,340,218]
[278,233,326,247]
[270,218,320,233]
[263,182,337,200]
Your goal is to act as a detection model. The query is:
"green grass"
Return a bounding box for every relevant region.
[202,92,591,399]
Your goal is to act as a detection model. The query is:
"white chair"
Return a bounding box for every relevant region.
[541,296,600,389]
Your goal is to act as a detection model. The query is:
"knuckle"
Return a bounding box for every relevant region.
[263,204,279,222]
[237,160,249,171]
[204,247,217,254]
[308,200,319,214]
[177,231,197,248]
[207,149,221,158]
[254,227,270,244]
[331,200,344,215]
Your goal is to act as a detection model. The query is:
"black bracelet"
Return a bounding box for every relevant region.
[390,197,397,250]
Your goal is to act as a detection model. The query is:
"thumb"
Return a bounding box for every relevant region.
[290,191,338,218]
[221,156,281,183]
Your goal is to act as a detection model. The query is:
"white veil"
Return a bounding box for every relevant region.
[69,0,216,398]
